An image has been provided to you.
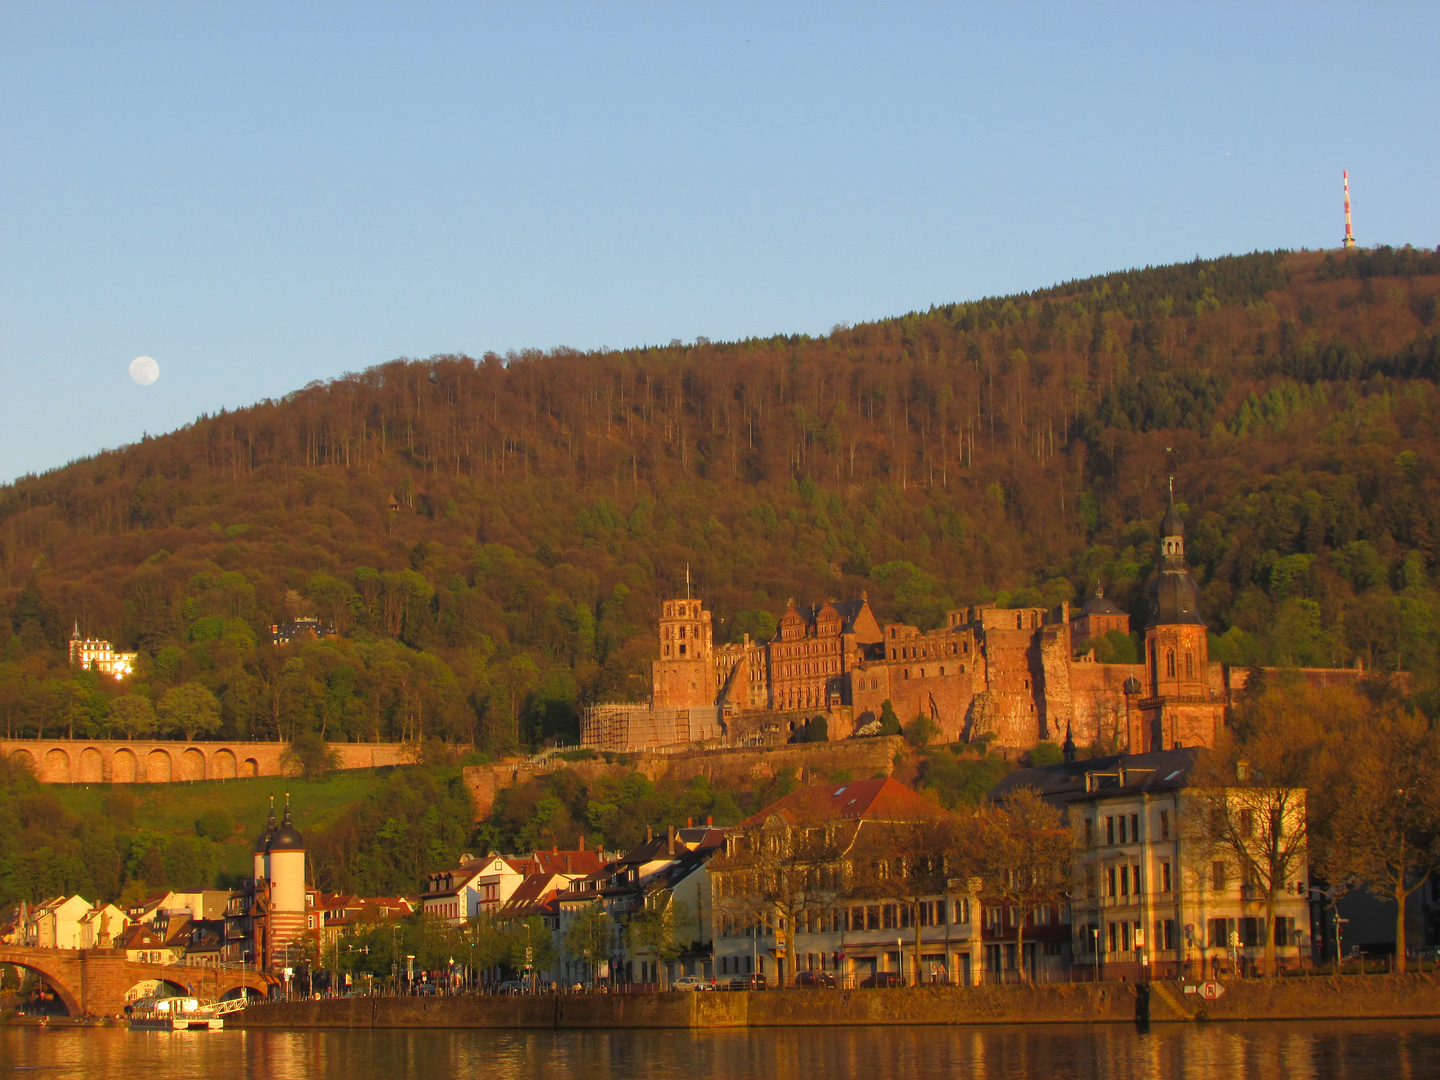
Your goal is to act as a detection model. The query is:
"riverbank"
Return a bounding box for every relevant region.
[236,974,1440,1030]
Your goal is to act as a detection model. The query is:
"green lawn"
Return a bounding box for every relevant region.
[51,768,394,880]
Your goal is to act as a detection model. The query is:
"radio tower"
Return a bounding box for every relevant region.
[1342,170,1356,249]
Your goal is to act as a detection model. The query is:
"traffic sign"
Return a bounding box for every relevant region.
[1199,981,1225,999]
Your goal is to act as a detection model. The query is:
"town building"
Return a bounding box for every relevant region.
[67,624,137,679]
[709,778,981,987]
[419,846,607,927]
[585,483,1362,754]
[992,746,1312,981]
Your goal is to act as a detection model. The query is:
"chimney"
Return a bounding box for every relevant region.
[706,816,713,827]
[667,824,676,856]
[578,835,585,851]
[646,826,653,843]
[687,817,693,828]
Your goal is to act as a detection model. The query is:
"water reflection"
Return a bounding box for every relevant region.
[2,1021,1436,1080]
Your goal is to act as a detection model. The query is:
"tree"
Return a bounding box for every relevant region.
[508,914,557,987]
[107,694,157,739]
[281,730,342,781]
[710,816,845,987]
[563,904,613,987]
[878,700,902,737]
[851,815,957,985]
[969,786,1072,983]
[157,682,222,740]
[626,890,688,989]
[1188,747,1312,976]
[1317,704,1440,973]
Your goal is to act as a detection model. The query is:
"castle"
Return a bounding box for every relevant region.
[582,485,1363,754]
[68,623,137,679]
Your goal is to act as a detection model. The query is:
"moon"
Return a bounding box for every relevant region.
[129,356,160,385]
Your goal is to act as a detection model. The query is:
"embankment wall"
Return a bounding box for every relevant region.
[4,738,414,784]
[238,975,1440,1031]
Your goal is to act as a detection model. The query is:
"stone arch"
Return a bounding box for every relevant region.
[218,984,265,1003]
[145,749,172,783]
[9,748,37,776]
[112,748,138,783]
[180,747,206,781]
[212,748,237,779]
[243,757,260,777]
[78,746,104,783]
[43,748,71,783]
[0,952,80,1016]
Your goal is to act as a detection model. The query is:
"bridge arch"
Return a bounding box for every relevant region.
[243,757,260,777]
[9,748,36,775]
[0,950,80,1016]
[42,748,70,783]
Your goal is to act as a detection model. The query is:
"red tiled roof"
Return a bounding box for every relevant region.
[739,778,936,827]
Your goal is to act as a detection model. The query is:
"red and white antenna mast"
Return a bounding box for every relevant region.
[1342,170,1356,249]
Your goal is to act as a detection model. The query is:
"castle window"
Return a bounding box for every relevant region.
[1185,653,1194,678]
[963,641,970,654]
[1017,614,1023,629]
[679,644,687,656]
[960,664,965,673]
[1166,651,1176,678]
[664,645,671,657]
[903,670,910,680]
[871,678,878,689]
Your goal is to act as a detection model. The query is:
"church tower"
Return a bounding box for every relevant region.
[1138,480,1225,751]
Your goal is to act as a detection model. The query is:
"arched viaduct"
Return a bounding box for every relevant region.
[1,738,413,784]
[0,946,275,1017]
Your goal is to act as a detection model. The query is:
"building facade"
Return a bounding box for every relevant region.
[584,485,1362,754]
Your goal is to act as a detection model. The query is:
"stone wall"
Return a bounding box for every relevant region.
[3,739,414,784]
[462,738,904,819]
[236,974,1440,1031]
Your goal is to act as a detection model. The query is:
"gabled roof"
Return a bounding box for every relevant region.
[739,778,935,827]
[524,850,608,877]
[492,873,562,920]
[986,747,1205,811]
[1078,589,1127,618]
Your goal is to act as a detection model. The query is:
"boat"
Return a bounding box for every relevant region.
[126,996,225,1031]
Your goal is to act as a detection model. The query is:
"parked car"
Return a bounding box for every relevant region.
[728,973,768,991]
[794,971,836,989]
[671,976,713,991]
[858,971,902,988]
[496,980,524,995]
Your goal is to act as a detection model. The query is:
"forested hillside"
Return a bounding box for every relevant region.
[3,246,1439,752]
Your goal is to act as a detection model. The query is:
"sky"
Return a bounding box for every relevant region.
[2,3,1437,483]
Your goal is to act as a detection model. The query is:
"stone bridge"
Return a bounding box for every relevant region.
[0,945,276,1017]
[1,738,415,784]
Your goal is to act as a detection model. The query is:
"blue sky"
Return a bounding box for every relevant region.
[2,2,1437,482]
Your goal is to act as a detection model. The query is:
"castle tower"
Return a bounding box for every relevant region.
[651,595,715,710]
[1139,480,1224,751]
[259,794,308,968]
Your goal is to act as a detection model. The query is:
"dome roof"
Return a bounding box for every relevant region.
[1079,587,1126,618]
[1146,567,1206,628]
[252,802,277,854]
[268,800,305,851]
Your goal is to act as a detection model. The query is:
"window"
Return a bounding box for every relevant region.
[1119,865,1130,897]
[1159,810,1170,840]
[1239,809,1254,838]
[1240,917,1266,948]
[1161,861,1172,893]
[1212,861,1228,891]
[1208,918,1230,949]
[1274,917,1297,947]
[1132,864,1143,895]
[1084,819,1094,847]
[883,905,897,930]
[1106,817,1115,845]
[1106,867,1117,898]
[1130,813,1139,840]
[1185,653,1194,677]
[867,905,880,930]
[1166,650,1176,677]
[1118,816,1127,844]
[1161,919,1176,951]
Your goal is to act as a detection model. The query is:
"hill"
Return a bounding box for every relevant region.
[3,245,1440,754]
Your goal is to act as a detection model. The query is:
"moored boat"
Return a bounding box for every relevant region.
[126,996,225,1031]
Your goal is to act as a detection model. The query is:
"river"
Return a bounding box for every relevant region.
[3,1021,1437,1079]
